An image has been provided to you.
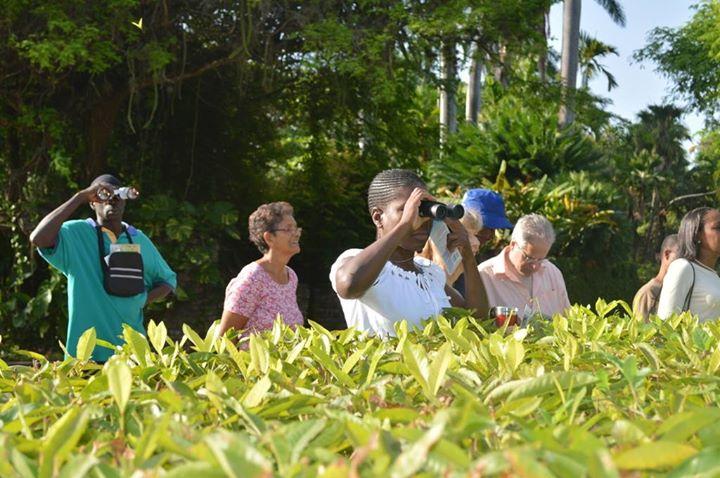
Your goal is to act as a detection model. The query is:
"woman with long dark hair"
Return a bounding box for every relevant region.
[329,169,488,336]
[657,207,720,322]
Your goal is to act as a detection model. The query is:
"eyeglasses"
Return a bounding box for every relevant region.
[514,245,544,264]
[272,227,302,236]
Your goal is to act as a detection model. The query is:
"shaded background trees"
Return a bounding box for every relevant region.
[1,0,717,352]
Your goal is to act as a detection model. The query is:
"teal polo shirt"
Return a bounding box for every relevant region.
[38,218,177,362]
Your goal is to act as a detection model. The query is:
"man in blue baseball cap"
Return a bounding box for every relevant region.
[443,188,513,296]
[462,188,513,245]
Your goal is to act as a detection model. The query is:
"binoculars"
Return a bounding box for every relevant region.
[419,200,464,220]
[97,186,139,201]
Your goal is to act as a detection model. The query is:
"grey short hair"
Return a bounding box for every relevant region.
[460,209,483,233]
[511,214,555,247]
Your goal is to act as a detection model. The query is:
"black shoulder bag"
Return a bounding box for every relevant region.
[682,261,696,312]
[96,226,145,297]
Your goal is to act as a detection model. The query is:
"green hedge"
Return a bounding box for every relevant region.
[2,303,720,476]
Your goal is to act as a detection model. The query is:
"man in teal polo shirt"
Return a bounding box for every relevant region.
[30,174,176,362]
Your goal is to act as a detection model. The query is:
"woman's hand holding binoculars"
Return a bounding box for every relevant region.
[398,188,433,233]
[445,218,473,255]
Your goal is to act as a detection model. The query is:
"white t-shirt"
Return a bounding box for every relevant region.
[329,248,451,336]
[657,258,720,322]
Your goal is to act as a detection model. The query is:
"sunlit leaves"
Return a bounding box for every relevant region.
[2,311,720,475]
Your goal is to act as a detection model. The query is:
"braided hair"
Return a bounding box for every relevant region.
[367,169,426,213]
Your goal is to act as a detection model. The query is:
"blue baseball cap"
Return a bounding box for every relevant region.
[461,189,513,229]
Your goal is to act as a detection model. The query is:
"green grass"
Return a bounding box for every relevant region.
[2,299,720,477]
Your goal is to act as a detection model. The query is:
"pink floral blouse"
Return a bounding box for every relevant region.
[223,262,304,333]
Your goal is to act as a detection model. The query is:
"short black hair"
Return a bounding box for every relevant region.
[90,174,121,187]
[677,207,712,261]
[367,169,426,213]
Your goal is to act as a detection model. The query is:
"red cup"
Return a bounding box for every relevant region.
[491,306,519,327]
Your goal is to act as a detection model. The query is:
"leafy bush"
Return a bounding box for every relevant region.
[2,305,720,476]
[428,84,604,188]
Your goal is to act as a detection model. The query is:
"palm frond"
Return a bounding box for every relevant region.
[594,0,627,27]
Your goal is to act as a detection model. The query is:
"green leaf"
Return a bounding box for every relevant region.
[243,375,272,408]
[223,337,249,377]
[341,342,372,374]
[363,346,386,386]
[486,371,597,403]
[401,341,431,397]
[183,323,210,353]
[668,446,720,478]
[612,420,649,445]
[636,342,662,370]
[496,396,543,418]
[10,449,37,478]
[658,408,720,443]
[133,415,169,466]
[615,441,697,470]
[75,328,96,362]
[249,334,270,375]
[288,419,327,463]
[163,462,226,478]
[437,319,472,352]
[38,408,89,478]
[708,345,720,374]
[205,432,272,478]
[427,342,453,395]
[58,454,98,478]
[389,411,448,478]
[122,324,151,367]
[105,358,132,415]
[147,320,168,355]
[506,338,526,372]
[308,345,356,388]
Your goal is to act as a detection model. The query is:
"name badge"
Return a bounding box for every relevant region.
[110,243,141,253]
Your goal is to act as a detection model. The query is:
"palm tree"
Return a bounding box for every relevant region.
[633,104,689,172]
[631,104,689,258]
[439,41,458,146]
[559,0,626,127]
[465,41,484,125]
[579,32,619,91]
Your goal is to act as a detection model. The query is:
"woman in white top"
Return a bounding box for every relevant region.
[330,169,488,336]
[657,207,720,322]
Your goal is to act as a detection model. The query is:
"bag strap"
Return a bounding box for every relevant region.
[96,225,132,273]
[682,261,696,312]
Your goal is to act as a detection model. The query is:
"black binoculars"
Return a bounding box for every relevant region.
[419,200,464,220]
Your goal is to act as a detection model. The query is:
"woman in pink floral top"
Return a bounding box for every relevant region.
[219,202,304,336]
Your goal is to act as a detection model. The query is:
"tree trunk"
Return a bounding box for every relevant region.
[538,10,549,82]
[492,43,510,87]
[439,41,457,147]
[559,0,581,128]
[465,42,483,125]
[86,90,128,178]
[645,186,663,260]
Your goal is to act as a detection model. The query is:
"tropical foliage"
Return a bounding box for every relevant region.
[1,0,718,353]
[3,307,720,476]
